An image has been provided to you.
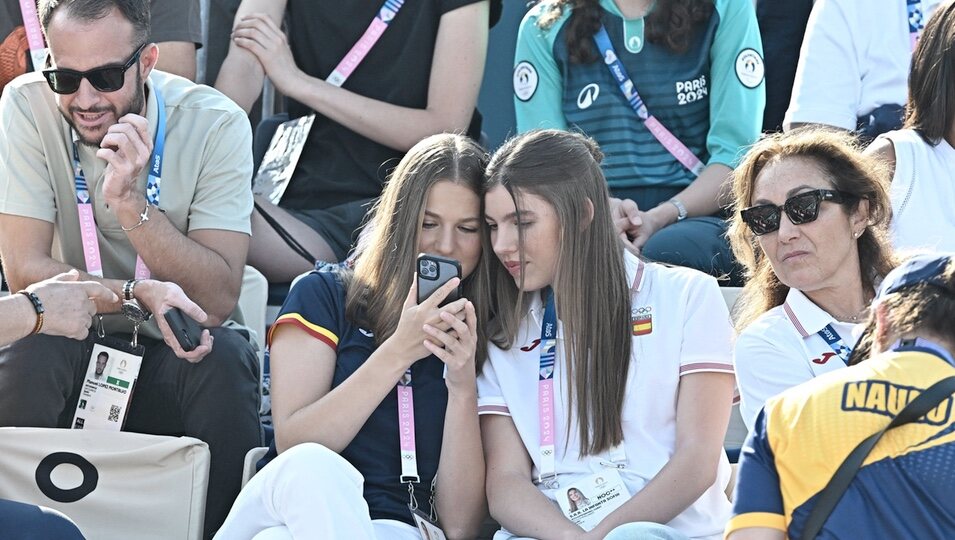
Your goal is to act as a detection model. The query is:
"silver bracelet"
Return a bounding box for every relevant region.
[121,203,163,232]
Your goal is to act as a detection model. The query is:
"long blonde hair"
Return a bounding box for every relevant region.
[727,128,897,330]
[485,130,630,455]
[346,134,491,368]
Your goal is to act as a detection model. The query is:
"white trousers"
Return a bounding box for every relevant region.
[214,443,420,540]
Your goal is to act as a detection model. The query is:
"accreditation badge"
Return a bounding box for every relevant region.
[71,337,143,431]
[555,469,629,531]
[409,506,448,540]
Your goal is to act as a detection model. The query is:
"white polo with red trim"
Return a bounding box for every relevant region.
[733,287,861,431]
[477,251,734,539]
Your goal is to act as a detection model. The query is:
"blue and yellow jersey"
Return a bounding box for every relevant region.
[513,0,764,191]
[727,344,955,539]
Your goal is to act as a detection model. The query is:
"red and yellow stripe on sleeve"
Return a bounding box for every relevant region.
[268,313,339,350]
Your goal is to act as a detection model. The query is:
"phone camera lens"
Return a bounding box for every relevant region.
[420,260,438,278]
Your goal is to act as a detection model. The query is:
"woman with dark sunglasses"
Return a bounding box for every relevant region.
[726,127,898,430]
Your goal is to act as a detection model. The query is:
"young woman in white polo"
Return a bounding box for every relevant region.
[479,130,735,540]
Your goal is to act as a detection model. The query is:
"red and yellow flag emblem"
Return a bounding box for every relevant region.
[631,305,652,336]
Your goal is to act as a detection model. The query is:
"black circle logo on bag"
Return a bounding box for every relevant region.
[35,452,99,503]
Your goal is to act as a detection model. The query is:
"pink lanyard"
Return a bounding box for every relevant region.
[397,368,419,485]
[537,290,559,487]
[326,0,405,88]
[72,90,166,279]
[18,0,47,71]
[593,25,705,177]
[537,279,634,488]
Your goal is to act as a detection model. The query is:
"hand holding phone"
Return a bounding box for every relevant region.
[416,254,462,306]
[163,307,204,352]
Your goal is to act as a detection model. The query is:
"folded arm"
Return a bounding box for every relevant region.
[221,1,489,151]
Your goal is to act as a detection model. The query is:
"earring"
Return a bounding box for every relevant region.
[854,230,862,238]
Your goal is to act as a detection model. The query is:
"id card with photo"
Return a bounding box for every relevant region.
[71,340,143,431]
[555,469,630,531]
[409,506,447,540]
[251,114,315,205]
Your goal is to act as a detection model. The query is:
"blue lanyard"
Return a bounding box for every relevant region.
[592,25,704,176]
[540,289,558,381]
[817,324,853,366]
[537,289,559,486]
[72,88,166,206]
[907,0,926,50]
[71,88,165,279]
[593,26,650,121]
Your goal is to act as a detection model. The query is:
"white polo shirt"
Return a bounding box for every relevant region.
[734,288,860,431]
[880,129,955,253]
[784,0,942,131]
[477,252,734,540]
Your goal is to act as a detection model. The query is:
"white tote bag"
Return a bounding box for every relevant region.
[0,427,209,540]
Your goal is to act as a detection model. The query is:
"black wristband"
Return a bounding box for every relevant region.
[17,290,45,335]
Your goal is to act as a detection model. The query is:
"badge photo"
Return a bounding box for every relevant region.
[555,469,629,531]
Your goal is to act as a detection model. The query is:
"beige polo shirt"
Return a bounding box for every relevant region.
[0,70,253,338]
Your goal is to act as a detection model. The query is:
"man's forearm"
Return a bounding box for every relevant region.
[115,198,243,323]
[0,294,41,346]
[4,256,124,314]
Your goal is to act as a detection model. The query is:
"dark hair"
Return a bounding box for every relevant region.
[728,127,898,330]
[39,0,150,45]
[485,129,631,455]
[537,0,714,64]
[904,1,955,144]
[850,256,955,365]
[345,133,491,370]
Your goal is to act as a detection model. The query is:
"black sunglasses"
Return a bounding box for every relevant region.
[43,43,146,94]
[740,189,854,236]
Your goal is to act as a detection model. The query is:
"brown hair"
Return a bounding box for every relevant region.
[728,128,897,331]
[485,129,630,455]
[904,0,955,144]
[345,133,491,369]
[536,0,714,64]
[39,0,150,45]
[850,257,955,365]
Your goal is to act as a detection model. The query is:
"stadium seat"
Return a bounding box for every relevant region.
[0,427,209,540]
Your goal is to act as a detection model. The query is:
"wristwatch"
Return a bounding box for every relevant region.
[121,279,151,324]
[121,299,152,324]
[667,198,688,221]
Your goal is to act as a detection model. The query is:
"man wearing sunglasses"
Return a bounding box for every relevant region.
[0,0,260,537]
